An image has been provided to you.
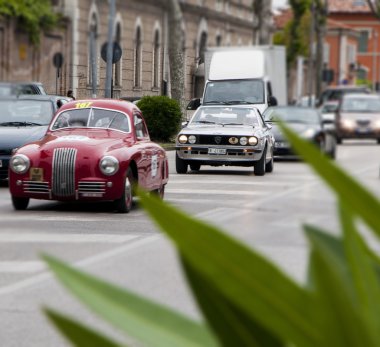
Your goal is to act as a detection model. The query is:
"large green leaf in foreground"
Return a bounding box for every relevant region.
[43,255,218,347]
[44,124,380,347]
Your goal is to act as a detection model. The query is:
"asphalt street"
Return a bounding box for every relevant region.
[0,141,380,346]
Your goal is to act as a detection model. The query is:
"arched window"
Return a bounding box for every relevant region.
[153,30,160,89]
[134,27,142,88]
[216,34,222,46]
[88,14,98,90]
[198,32,207,64]
[115,23,122,87]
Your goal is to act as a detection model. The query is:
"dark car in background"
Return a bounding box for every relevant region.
[317,85,370,107]
[263,106,336,159]
[335,93,380,144]
[0,95,67,180]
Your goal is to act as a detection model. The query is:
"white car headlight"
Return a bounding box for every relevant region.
[301,128,316,138]
[248,136,258,146]
[341,119,355,129]
[178,134,188,144]
[240,137,248,145]
[188,135,196,144]
[99,156,119,176]
[10,154,30,174]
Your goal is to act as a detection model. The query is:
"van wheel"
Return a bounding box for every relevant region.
[254,146,267,176]
[12,196,29,210]
[176,152,188,174]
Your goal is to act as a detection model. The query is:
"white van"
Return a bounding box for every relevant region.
[202,46,287,114]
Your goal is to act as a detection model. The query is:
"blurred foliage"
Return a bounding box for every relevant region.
[356,79,373,89]
[282,0,311,67]
[137,95,182,142]
[42,117,380,347]
[0,0,59,45]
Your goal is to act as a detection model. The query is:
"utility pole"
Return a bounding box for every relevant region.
[105,0,116,98]
[308,0,315,107]
[373,30,378,91]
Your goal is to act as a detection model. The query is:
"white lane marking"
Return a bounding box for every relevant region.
[0,262,45,273]
[0,213,145,222]
[0,234,160,296]
[166,188,267,196]
[0,162,378,295]
[168,179,304,186]
[0,233,139,243]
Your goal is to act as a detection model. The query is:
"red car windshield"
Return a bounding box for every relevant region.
[51,108,130,132]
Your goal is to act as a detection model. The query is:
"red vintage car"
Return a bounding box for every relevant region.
[8,99,169,212]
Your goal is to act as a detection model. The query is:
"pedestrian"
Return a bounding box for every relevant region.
[67,90,75,100]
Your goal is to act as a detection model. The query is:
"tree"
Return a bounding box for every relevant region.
[167,0,186,116]
[366,0,380,18]
[0,0,58,45]
[253,0,273,44]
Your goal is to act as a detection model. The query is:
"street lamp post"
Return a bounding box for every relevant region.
[105,0,116,98]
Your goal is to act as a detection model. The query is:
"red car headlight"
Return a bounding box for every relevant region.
[99,156,119,176]
[10,154,30,174]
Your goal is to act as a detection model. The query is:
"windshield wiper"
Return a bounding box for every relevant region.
[225,101,252,105]
[221,122,245,126]
[195,120,216,124]
[203,101,228,105]
[0,121,43,126]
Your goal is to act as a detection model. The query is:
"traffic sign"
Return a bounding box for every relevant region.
[101,41,122,64]
[53,52,64,68]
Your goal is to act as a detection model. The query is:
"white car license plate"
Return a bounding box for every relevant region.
[208,148,226,155]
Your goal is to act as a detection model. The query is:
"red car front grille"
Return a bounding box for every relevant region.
[52,148,77,197]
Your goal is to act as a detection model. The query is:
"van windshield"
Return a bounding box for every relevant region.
[203,79,265,105]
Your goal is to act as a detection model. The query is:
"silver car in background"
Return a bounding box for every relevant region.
[175,105,274,176]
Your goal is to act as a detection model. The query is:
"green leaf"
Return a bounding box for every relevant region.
[44,308,124,347]
[43,254,218,347]
[138,191,320,347]
[181,256,284,347]
[305,225,376,346]
[339,202,380,343]
[279,123,380,238]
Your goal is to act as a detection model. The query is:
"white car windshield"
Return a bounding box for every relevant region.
[190,107,259,126]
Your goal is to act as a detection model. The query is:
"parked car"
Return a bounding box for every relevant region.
[175,105,274,176]
[8,99,169,212]
[263,106,336,159]
[316,85,370,107]
[0,82,47,96]
[0,95,68,181]
[335,93,380,144]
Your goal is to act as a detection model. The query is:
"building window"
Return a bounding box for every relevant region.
[358,30,369,53]
[153,30,160,88]
[198,31,207,64]
[216,34,222,46]
[88,14,98,88]
[357,68,367,80]
[134,27,142,88]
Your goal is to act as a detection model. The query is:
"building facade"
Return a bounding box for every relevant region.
[0,0,256,102]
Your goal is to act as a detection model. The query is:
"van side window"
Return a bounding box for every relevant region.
[134,113,149,139]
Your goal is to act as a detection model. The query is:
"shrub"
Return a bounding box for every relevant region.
[43,123,380,346]
[137,95,182,142]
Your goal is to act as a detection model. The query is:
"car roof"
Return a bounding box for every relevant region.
[342,93,380,99]
[59,98,139,114]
